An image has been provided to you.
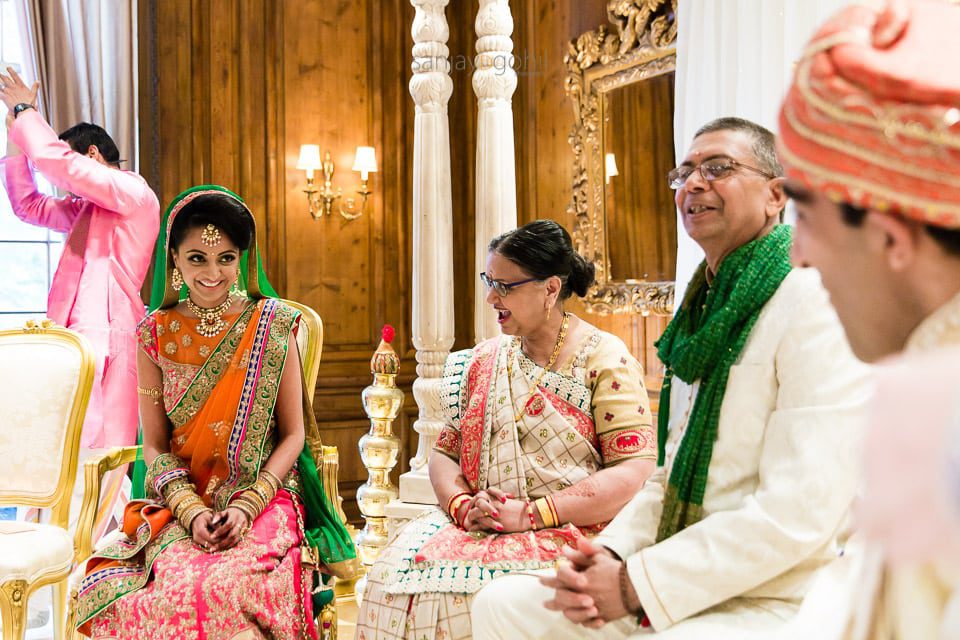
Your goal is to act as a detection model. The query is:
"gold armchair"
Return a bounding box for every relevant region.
[70,300,354,638]
[0,321,95,640]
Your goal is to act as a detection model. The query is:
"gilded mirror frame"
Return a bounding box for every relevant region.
[564,0,677,315]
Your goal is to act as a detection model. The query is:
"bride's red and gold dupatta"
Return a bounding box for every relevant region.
[77,298,353,639]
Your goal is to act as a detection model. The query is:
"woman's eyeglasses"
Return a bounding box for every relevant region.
[480,272,540,297]
[667,159,777,189]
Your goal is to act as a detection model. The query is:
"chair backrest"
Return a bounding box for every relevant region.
[281,299,324,398]
[0,321,94,529]
[277,300,350,525]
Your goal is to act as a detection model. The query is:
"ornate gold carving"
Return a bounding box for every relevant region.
[22,318,56,333]
[565,0,677,315]
[0,579,28,638]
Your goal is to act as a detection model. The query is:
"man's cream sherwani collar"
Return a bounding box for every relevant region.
[906,290,960,352]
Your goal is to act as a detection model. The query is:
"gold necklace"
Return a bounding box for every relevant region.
[511,312,570,422]
[185,294,234,338]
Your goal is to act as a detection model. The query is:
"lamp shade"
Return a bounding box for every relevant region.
[296,144,322,171]
[604,152,619,182]
[352,146,378,175]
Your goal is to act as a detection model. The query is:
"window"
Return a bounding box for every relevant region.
[0,0,63,330]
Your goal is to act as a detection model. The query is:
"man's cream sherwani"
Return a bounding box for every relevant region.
[471,268,871,639]
[782,291,960,640]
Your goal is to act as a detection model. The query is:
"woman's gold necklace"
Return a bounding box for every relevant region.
[186,294,234,338]
[511,312,570,422]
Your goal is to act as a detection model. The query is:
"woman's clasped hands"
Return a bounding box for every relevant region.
[456,487,540,534]
[190,507,251,553]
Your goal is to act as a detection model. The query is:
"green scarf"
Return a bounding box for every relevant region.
[655,224,793,541]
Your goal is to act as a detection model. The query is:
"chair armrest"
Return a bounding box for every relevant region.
[321,445,349,526]
[74,445,141,564]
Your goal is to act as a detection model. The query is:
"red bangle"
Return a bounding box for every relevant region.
[446,491,472,518]
[526,500,538,531]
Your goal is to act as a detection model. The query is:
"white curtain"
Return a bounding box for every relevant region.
[14,0,138,170]
[672,0,852,305]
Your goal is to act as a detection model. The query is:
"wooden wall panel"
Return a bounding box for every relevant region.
[140,0,668,521]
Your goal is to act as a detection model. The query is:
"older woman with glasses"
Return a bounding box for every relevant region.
[356,219,657,640]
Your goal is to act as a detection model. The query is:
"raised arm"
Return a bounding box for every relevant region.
[1,66,154,215]
[9,110,155,214]
[1,153,80,232]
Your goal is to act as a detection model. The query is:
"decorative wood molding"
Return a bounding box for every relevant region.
[564,0,677,316]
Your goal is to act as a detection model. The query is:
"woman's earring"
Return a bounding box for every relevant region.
[546,305,552,322]
[171,268,184,292]
[230,274,240,296]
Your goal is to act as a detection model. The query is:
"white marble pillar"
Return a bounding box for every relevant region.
[473,0,518,342]
[389,0,455,522]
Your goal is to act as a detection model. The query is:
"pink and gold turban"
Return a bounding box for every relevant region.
[778,0,960,229]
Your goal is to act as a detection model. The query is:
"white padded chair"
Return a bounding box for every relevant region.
[0,320,94,640]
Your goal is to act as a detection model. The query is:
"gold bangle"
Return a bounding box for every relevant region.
[137,385,163,406]
[260,469,283,492]
[243,489,266,511]
[231,499,257,524]
[254,476,278,501]
[180,504,211,532]
[534,497,557,529]
[448,495,471,520]
[173,496,204,522]
[232,496,261,523]
[165,486,196,510]
[172,493,203,517]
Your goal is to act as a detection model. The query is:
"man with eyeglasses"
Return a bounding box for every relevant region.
[772,1,960,638]
[472,116,869,638]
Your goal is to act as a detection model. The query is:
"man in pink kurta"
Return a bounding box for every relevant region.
[1,103,159,448]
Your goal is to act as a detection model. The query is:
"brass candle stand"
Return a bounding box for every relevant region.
[355,325,403,601]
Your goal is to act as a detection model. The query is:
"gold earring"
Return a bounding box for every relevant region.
[546,306,552,321]
[230,274,240,295]
[172,268,184,292]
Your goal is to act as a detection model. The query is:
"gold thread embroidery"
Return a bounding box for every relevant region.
[793,54,960,150]
[782,101,960,189]
[779,140,960,219]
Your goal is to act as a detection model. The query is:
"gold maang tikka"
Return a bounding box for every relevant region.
[201,224,222,247]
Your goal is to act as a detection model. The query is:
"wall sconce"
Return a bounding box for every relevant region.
[604,152,619,185]
[297,145,378,221]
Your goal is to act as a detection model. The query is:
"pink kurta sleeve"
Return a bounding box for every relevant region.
[1,154,80,232]
[8,110,154,214]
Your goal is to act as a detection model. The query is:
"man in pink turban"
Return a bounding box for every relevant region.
[778,0,960,636]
